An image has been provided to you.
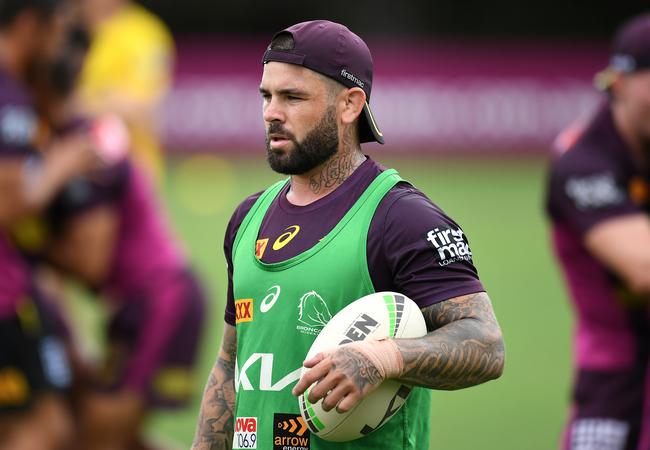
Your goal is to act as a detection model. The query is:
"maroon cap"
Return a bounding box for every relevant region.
[595,13,650,90]
[262,20,384,145]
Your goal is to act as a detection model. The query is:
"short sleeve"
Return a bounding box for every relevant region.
[546,156,641,235]
[223,192,263,326]
[368,185,485,310]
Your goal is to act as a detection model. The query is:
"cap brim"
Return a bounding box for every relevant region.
[359,101,384,144]
[594,66,620,91]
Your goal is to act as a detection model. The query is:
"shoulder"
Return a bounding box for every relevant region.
[230,191,264,227]
[224,191,264,249]
[367,181,484,307]
[374,182,471,260]
[376,182,458,231]
[549,140,622,181]
[548,105,629,186]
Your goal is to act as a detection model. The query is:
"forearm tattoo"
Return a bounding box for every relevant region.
[397,292,505,390]
[309,129,364,195]
[192,326,237,450]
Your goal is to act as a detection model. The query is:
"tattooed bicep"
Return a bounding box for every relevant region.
[420,291,496,331]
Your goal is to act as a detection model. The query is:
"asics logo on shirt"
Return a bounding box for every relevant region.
[272,225,300,251]
[256,226,301,259]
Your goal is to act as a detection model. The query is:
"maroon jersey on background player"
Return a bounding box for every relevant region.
[546,14,650,449]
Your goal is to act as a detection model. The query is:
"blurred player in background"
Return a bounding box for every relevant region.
[192,20,504,450]
[30,15,207,450]
[76,0,173,184]
[0,0,101,448]
[547,13,650,450]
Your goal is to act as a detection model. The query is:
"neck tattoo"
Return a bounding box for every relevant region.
[308,149,365,195]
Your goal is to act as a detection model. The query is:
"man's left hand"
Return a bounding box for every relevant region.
[291,339,403,413]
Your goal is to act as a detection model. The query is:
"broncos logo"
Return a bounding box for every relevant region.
[297,291,332,329]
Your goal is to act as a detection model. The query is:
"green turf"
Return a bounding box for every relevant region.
[147,153,572,449]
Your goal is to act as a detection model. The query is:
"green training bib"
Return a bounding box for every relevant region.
[231,169,432,450]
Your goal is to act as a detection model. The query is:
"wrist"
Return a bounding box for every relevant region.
[348,338,404,380]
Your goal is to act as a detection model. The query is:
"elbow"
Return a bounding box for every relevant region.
[487,332,505,381]
[474,325,505,384]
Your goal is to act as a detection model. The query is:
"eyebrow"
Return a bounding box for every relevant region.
[258,87,309,97]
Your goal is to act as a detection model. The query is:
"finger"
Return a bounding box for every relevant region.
[336,391,362,413]
[302,352,326,368]
[292,360,331,396]
[307,372,344,404]
[321,383,353,413]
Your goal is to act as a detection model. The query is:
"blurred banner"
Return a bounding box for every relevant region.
[163,38,608,154]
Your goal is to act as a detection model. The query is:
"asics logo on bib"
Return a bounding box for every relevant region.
[260,285,281,313]
[235,353,301,392]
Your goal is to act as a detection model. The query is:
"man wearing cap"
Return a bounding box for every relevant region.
[192,20,504,450]
[547,13,650,450]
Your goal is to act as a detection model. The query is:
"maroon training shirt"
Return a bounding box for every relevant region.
[224,157,484,325]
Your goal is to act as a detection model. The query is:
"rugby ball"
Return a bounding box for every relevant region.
[298,291,427,442]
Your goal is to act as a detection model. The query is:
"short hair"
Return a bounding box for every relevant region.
[268,31,345,101]
[269,32,295,52]
[0,0,63,28]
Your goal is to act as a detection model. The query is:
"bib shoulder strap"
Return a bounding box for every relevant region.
[232,178,288,261]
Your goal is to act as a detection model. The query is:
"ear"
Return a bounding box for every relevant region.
[608,72,626,101]
[340,87,366,126]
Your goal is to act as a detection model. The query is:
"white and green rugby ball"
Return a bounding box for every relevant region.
[298,291,427,442]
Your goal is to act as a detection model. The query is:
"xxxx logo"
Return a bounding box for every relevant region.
[255,238,269,259]
[235,299,253,324]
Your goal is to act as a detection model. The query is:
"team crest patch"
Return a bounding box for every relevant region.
[273,413,310,450]
[296,291,332,336]
[235,299,254,324]
[233,416,257,449]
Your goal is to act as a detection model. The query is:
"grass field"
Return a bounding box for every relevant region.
[144,153,573,449]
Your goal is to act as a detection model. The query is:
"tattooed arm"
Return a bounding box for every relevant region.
[191,324,237,450]
[292,292,504,412]
[396,291,504,390]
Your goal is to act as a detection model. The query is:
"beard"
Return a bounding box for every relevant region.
[265,106,339,175]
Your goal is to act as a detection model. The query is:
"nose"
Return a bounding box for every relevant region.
[263,96,285,124]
